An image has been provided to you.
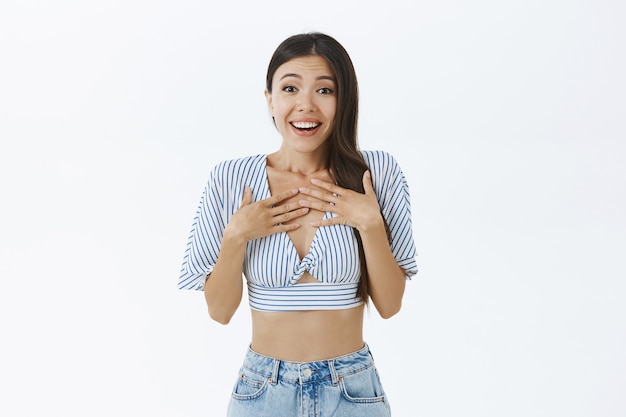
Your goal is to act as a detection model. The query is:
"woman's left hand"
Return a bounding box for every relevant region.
[298,170,383,232]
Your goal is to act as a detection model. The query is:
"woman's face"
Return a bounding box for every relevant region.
[265,55,337,155]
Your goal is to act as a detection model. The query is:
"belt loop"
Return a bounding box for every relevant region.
[270,359,280,385]
[328,359,340,385]
[364,342,373,359]
[364,344,375,363]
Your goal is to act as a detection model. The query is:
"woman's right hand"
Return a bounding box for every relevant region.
[224,186,309,243]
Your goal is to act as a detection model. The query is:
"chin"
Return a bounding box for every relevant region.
[289,139,329,154]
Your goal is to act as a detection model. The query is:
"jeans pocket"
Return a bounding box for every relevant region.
[339,365,386,404]
[231,367,270,401]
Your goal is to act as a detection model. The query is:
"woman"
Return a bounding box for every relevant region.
[179,32,418,417]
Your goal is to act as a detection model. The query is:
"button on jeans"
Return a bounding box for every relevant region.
[227,343,392,417]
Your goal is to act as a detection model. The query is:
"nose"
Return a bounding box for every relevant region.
[297,92,316,112]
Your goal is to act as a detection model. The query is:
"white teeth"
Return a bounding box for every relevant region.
[291,122,319,129]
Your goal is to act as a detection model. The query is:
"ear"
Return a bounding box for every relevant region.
[264,89,272,113]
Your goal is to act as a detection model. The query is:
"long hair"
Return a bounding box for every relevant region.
[266,32,390,303]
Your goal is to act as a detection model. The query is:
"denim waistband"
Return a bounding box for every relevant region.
[242,344,374,385]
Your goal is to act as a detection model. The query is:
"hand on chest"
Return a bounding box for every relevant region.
[266,166,332,259]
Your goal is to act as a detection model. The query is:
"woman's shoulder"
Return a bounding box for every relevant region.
[209,154,266,178]
[359,149,402,171]
[212,154,266,170]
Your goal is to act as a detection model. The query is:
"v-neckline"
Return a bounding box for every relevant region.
[262,154,330,262]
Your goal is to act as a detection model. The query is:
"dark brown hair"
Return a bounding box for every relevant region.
[266,32,390,303]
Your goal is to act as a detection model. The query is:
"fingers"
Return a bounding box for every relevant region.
[273,207,310,224]
[309,216,345,228]
[297,195,335,212]
[260,189,311,226]
[240,185,253,208]
[298,184,341,205]
[248,187,310,222]
[362,170,374,195]
[266,188,299,207]
[268,199,307,217]
[309,170,374,196]
[309,178,342,194]
[231,187,310,241]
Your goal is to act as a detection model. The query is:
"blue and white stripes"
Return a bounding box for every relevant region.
[178,150,418,312]
[248,282,362,311]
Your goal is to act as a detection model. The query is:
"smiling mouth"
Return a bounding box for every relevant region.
[290,121,320,131]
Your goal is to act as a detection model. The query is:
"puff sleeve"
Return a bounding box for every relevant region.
[178,166,226,290]
[364,150,418,279]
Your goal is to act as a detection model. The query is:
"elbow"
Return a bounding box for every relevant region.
[377,302,402,319]
[207,307,234,325]
[371,286,404,319]
[210,315,231,325]
[203,284,241,325]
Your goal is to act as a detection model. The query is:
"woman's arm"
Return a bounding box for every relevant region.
[357,215,406,318]
[204,187,309,324]
[299,170,408,319]
[203,230,246,324]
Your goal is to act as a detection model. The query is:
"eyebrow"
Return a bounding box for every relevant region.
[279,73,336,83]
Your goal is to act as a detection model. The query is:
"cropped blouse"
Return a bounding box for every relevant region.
[178,150,418,312]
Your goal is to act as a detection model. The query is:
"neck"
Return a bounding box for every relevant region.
[267,146,328,175]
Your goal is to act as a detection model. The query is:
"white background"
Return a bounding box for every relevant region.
[1,1,625,416]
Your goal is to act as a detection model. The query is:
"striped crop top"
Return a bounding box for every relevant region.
[178,150,418,312]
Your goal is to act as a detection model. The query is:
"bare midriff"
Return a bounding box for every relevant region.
[251,301,365,362]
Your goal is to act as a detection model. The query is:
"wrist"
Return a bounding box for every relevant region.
[222,225,248,247]
[357,213,385,234]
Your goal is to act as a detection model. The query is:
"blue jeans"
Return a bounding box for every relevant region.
[226,343,392,417]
